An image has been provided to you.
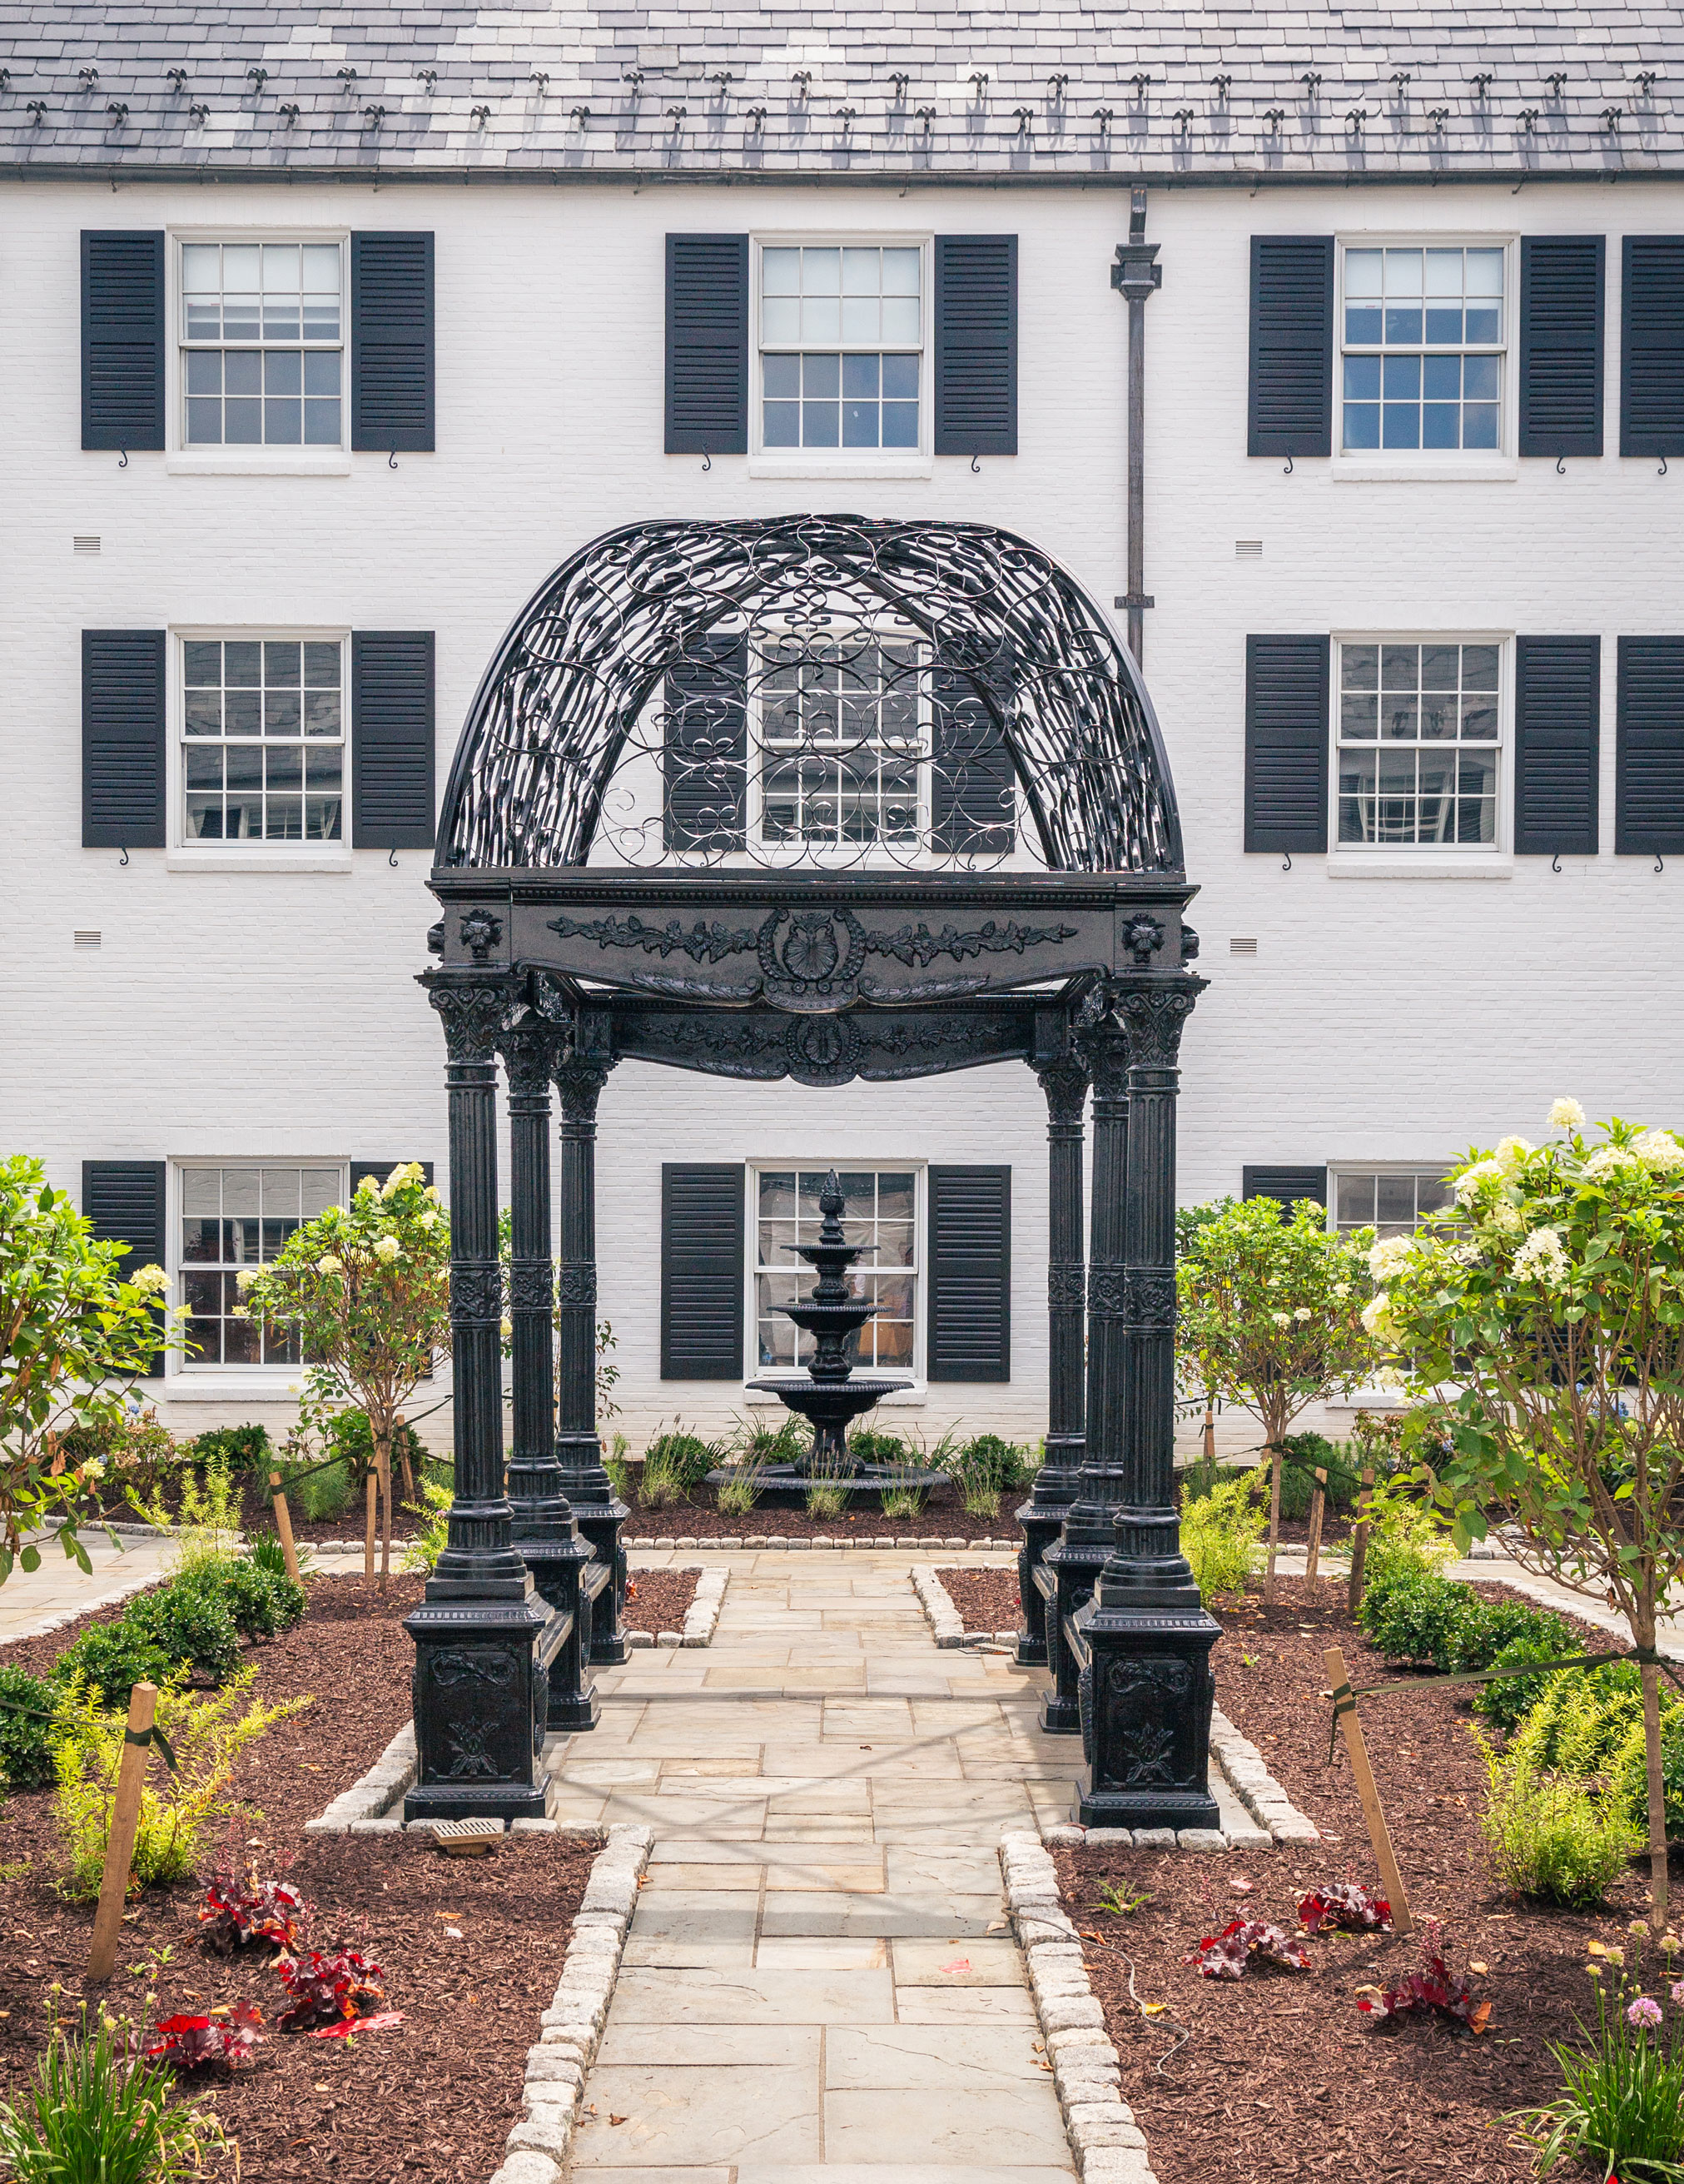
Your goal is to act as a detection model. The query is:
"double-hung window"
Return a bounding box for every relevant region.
[1335,639,1502,848]
[180,1164,344,1366]
[181,636,345,843]
[759,245,923,451]
[754,1167,918,1377]
[1331,1168,1450,1240]
[1341,245,1505,452]
[181,241,344,447]
[753,634,926,848]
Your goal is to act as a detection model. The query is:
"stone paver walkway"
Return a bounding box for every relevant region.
[548,1550,1081,2184]
[0,1529,176,1642]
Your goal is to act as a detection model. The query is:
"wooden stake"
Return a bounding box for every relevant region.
[86,1682,158,1983]
[378,1418,397,1593]
[1324,1645,1412,1936]
[1347,1466,1376,1619]
[1304,1468,1328,1581]
[268,1470,301,1585]
[365,1467,378,1580]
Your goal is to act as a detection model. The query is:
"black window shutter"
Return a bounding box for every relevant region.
[933,235,1017,456]
[350,1162,435,1195]
[930,659,1016,857]
[1519,236,1605,458]
[82,231,165,452]
[82,629,166,848]
[927,1166,1011,1384]
[661,1165,744,1380]
[350,232,435,453]
[1621,236,1684,457]
[1616,636,1684,856]
[665,236,748,455]
[1244,634,1329,853]
[1513,635,1600,855]
[663,638,748,853]
[1248,236,1334,459]
[83,1159,167,1367]
[352,631,435,848]
[1241,1165,1328,1213]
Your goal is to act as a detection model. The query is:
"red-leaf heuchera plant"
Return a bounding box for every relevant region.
[1185,1919,1312,1978]
[146,2001,264,2070]
[276,1946,386,2031]
[1356,1927,1491,2034]
[199,1858,311,1956]
[1298,1882,1393,1934]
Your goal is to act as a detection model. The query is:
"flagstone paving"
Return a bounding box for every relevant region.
[549,1550,1080,2182]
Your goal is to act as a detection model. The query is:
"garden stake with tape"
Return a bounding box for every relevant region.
[87,1681,160,1983]
[268,1468,301,1583]
[1324,1647,1413,1937]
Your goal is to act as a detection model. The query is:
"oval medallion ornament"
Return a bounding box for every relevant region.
[758,906,869,1013]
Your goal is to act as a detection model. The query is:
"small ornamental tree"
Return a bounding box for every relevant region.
[1372,1101,1684,1924]
[1176,1196,1378,1602]
[238,1164,450,1585]
[0,1157,175,1583]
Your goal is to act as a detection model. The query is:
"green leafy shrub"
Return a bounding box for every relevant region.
[1472,1629,1586,1734]
[187,1422,271,1475]
[947,1435,1031,1518]
[326,1408,426,1491]
[0,1664,61,1790]
[1610,1708,1684,1844]
[640,1431,720,1508]
[402,1476,452,1574]
[58,1408,183,1510]
[1511,1661,1648,1776]
[281,1455,354,1524]
[734,1415,809,1465]
[176,1555,306,1642]
[847,1428,906,1466]
[124,1582,241,1685]
[1478,1739,1642,1907]
[1181,1470,1265,1600]
[0,2007,224,2183]
[50,1620,174,1709]
[1358,1570,1467,1667]
[1275,1430,1359,1518]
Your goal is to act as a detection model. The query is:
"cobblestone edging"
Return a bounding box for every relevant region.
[999,1828,1161,2184]
[1205,1705,1321,1845]
[909,1563,1021,1649]
[303,1720,417,1834]
[487,1823,655,2184]
[625,1533,1019,1551]
[623,1565,729,1650]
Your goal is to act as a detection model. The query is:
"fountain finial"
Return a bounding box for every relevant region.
[818,1168,845,1223]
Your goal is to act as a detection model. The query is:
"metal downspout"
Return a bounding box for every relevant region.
[1112,187,1164,669]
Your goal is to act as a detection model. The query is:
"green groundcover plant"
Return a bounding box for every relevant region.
[1370,1102,1684,1920]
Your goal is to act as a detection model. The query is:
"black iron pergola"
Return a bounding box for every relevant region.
[407,515,1220,1832]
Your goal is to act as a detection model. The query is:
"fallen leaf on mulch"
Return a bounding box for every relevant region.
[308,2012,405,2039]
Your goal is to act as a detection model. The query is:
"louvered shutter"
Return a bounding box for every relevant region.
[663,639,748,852]
[927,1167,1011,1383]
[349,1162,435,1195]
[665,236,748,455]
[350,233,435,453]
[930,659,1016,857]
[1621,236,1684,457]
[82,629,166,848]
[1513,636,1600,855]
[82,231,165,452]
[933,236,1017,457]
[661,1166,744,1380]
[83,1160,167,1367]
[1519,236,1605,458]
[1248,237,1334,459]
[1241,1166,1327,1213]
[1244,635,1329,853]
[351,631,435,848]
[1616,636,1684,856]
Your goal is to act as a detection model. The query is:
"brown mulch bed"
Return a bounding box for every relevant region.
[623,1565,701,1635]
[936,1567,1022,1634]
[627,1488,1017,1540]
[0,1575,597,2183]
[1053,1575,1647,2184]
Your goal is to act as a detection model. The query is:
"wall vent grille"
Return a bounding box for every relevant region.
[1229,935,1259,955]
[73,535,101,554]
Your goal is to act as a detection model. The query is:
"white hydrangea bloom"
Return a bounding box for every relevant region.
[1453,1157,1505,1206]
[130,1262,170,1295]
[1513,1226,1570,1284]
[1633,1129,1684,1172]
[500,1316,513,1337]
[1488,1201,1524,1234]
[1495,1135,1534,1170]
[1369,1235,1415,1281]
[234,1266,257,1291]
[373,1235,401,1262]
[1582,1145,1640,1182]
[317,1255,342,1275]
[1294,1306,1312,1321]
[1270,1311,1292,1327]
[1549,1097,1587,1131]
[1360,1293,1392,1336]
[1375,1366,1408,1391]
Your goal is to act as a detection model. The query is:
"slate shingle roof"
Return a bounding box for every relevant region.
[0,3,1677,182]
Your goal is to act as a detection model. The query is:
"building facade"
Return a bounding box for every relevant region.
[2,2,1682,1456]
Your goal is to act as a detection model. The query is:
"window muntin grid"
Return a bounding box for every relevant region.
[181,242,344,447]
[761,246,922,450]
[1337,641,1501,848]
[754,637,927,848]
[755,1168,917,1376]
[1332,1169,1451,1240]
[1341,246,1504,452]
[180,1165,342,1366]
[182,638,345,844]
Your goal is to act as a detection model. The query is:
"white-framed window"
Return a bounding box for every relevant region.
[1334,637,1503,849]
[180,634,345,845]
[1340,242,1506,454]
[751,632,927,849]
[752,1166,920,1378]
[1330,1167,1451,1239]
[758,241,926,454]
[181,240,345,448]
[178,1163,344,1367]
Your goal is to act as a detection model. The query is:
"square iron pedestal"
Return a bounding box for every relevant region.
[1070,1590,1222,1833]
[404,1588,561,1822]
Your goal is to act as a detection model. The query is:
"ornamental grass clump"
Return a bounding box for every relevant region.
[1513,1935,1684,2181]
[0,2006,225,2184]
[1478,1736,1642,1908]
[1371,1104,1684,1921]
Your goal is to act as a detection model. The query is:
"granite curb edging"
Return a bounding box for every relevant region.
[911,1562,1021,1650]
[999,1827,1162,2184]
[624,1532,1020,1552]
[303,1719,418,1835]
[623,1563,730,1649]
[486,1821,655,2184]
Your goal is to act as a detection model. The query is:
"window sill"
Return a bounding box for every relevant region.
[166,851,353,873]
[147,1375,309,1402]
[1332,459,1518,485]
[1326,854,1513,879]
[165,453,352,478]
[747,455,934,481]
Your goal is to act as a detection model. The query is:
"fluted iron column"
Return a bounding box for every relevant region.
[405,976,551,1823]
[500,1013,599,1734]
[552,1008,628,1666]
[1016,1007,1088,1668]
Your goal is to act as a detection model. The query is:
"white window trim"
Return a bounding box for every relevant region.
[743,1159,927,1395]
[166,625,354,868]
[162,1156,349,1383]
[1326,1160,1453,1406]
[747,232,936,480]
[1332,233,1519,482]
[1326,629,1514,873]
[164,227,353,475]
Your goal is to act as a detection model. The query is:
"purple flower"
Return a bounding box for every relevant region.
[1672,1981,1684,2007]
[1629,1997,1663,2028]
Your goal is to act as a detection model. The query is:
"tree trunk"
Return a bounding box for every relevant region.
[395,1417,416,1504]
[1264,1444,1284,1607]
[1201,1403,1217,1496]
[375,1425,392,1594]
[1641,1647,1669,1928]
[1304,1469,1328,1582]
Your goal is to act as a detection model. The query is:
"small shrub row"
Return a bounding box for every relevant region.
[1356,1540,1580,1732]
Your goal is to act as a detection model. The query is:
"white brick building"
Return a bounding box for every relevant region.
[2,3,1681,1456]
